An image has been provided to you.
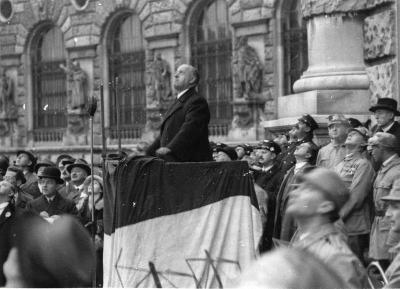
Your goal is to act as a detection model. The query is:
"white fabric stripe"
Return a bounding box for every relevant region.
[104,195,262,288]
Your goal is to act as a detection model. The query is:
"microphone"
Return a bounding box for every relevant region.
[87,97,98,117]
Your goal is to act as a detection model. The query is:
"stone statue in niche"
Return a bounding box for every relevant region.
[146,52,171,107]
[60,59,88,112]
[232,36,262,99]
[0,71,15,116]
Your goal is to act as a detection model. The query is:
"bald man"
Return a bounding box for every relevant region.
[146,64,212,162]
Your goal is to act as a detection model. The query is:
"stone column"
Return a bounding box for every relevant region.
[263,0,371,142]
[293,13,369,93]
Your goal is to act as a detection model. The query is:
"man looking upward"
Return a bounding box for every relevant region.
[146,64,212,162]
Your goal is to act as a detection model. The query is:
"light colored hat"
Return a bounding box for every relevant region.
[300,167,349,210]
[327,114,349,127]
[369,132,398,149]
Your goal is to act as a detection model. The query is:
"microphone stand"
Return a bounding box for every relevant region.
[87,96,97,288]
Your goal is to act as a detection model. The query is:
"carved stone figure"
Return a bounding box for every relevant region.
[232,36,262,98]
[146,52,171,107]
[60,59,88,111]
[0,71,14,115]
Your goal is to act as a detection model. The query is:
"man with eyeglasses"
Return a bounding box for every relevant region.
[27,166,77,222]
[368,132,400,269]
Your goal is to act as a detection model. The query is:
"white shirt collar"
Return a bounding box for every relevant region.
[294,161,308,174]
[263,165,273,172]
[177,88,190,99]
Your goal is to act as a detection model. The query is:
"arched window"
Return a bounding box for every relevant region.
[31,25,67,142]
[107,13,146,139]
[282,0,307,95]
[190,0,232,136]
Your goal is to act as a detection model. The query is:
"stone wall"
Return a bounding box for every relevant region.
[363,0,397,105]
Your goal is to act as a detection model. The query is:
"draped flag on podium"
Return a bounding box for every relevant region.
[103,157,262,288]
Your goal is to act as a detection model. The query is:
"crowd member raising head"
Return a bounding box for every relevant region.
[0,181,17,287]
[56,155,75,183]
[3,213,95,287]
[287,167,370,289]
[369,98,400,155]
[4,166,32,214]
[214,146,238,162]
[14,150,40,199]
[235,144,247,160]
[334,126,375,263]
[63,159,91,204]
[274,142,318,241]
[367,132,400,269]
[279,114,319,175]
[316,114,349,169]
[27,166,77,221]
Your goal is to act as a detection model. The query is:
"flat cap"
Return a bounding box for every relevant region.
[256,140,281,155]
[368,132,398,149]
[327,114,349,127]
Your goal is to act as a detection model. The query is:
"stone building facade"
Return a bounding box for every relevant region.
[0,0,397,159]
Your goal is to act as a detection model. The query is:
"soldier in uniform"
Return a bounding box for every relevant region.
[368,132,400,269]
[316,114,349,169]
[380,179,400,289]
[288,167,370,289]
[250,140,282,252]
[334,127,375,263]
[278,114,319,175]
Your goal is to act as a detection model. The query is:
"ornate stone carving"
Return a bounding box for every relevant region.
[366,60,397,105]
[232,36,262,99]
[301,0,367,18]
[364,9,395,60]
[146,52,172,108]
[60,59,88,112]
[70,0,90,11]
[0,70,17,137]
[0,0,12,22]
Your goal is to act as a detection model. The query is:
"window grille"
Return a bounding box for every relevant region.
[282,0,308,95]
[107,14,146,139]
[190,0,232,137]
[31,26,67,142]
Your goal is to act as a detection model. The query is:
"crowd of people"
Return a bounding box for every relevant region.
[1,59,400,288]
[0,152,104,287]
[230,97,400,288]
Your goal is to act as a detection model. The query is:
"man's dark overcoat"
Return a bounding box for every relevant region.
[27,192,77,216]
[0,203,16,286]
[146,87,212,162]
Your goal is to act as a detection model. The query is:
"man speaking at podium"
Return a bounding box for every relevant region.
[146,64,213,162]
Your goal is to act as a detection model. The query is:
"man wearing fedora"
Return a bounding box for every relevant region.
[60,159,91,205]
[381,179,400,288]
[14,150,40,199]
[368,133,400,269]
[370,98,400,155]
[287,167,369,289]
[27,166,77,219]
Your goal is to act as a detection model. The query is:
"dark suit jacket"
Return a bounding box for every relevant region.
[15,189,34,215]
[27,192,77,216]
[0,203,16,286]
[274,163,315,241]
[254,163,282,252]
[147,87,212,162]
